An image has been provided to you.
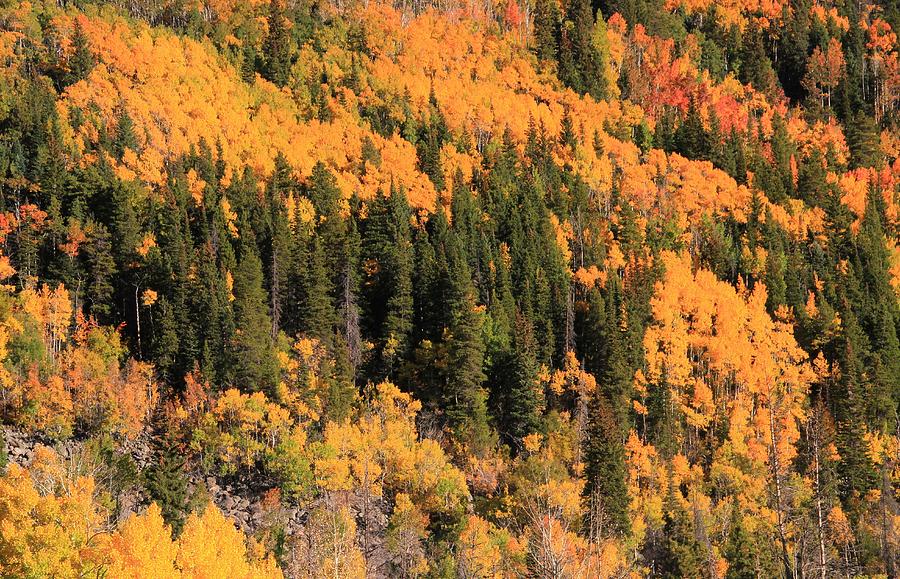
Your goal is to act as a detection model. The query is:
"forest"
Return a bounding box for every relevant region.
[0,0,897,576]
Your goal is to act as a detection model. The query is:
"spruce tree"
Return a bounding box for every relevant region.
[798,149,828,207]
[583,391,630,536]
[532,0,560,64]
[674,100,711,160]
[231,235,279,396]
[363,187,414,378]
[338,209,362,373]
[262,0,293,87]
[558,0,608,101]
[770,112,796,197]
[833,307,878,507]
[417,90,449,191]
[150,295,180,383]
[845,111,881,169]
[144,444,189,535]
[83,221,117,323]
[658,491,706,578]
[112,106,138,160]
[724,506,780,578]
[763,219,788,313]
[67,19,95,86]
[300,233,336,346]
[240,39,258,85]
[739,22,776,94]
[490,311,543,449]
[654,108,677,153]
[443,234,492,451]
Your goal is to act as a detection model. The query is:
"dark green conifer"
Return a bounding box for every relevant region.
[231,235,279,397]
[262,0,293,87]
[144,444,189,535]
[67,19,95,85]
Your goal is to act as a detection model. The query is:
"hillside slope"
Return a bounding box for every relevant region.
[0,0,897,576]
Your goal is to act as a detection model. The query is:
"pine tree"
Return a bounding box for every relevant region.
[240,39,258,85]
[363,187,414,378]
[67,18,95,86]
[144,444,189,535]
[798,149,828,207]
[739,22,777,94]
[262,0,293,88]
[443,234,492,451]
[112,106,138,160]
[338,210,362,373]
[322,331,357,422]
[597,276,632,418]
[83,221,117,323]
[674,100,711,160]
[583,391,630,536]
[770,112,796,197]
[261,154,294,336]
[491,311,543,449]
[150,295,180,383]
[845,112,881,169]
[417,90,448,191]
[300,233,336,346]
[412,224,443,345]
[763,218,788,313]
[724,506,780,578]
[654,108,677,153]
[231,236,279,397]
[558,0,608,101]
[833,307,878,508]
[658,492,706,578]
[533,0,560,64]
[776,2,810,101]
[856,194,900,429]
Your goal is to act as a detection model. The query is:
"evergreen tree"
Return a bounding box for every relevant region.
[833,308,878,507]
[240,39,258,85]
[300,232,336,346]
[595,277,632,418]
[797,149,828,207]
[776,1,810,101]
[321,331,357,422]
[265,156,295,338]
[150,295,180,383]
[658,492,707,578]
[262,0,293,87]
[558,0,608,101]
[231,235,279,396]
[770,112,796,197]
[724,506,780,578]
[490,311,543,449]
[763,219,788,313]
[739,22,776,94]
[143,444,189,535]
[845,111,881,169]
[112,106,138,160]
[443,234,492,451]
[412,224,444,345]
[84,221,117,323]
[362,187,414,378]
[533,0,560,64]
[417,90,449,191]
[583,391,630,536]
[337,210,362,373]
[654,108,677,153]
[67,18,95,86]
[725,128,747,184]
[674,100,710,160]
